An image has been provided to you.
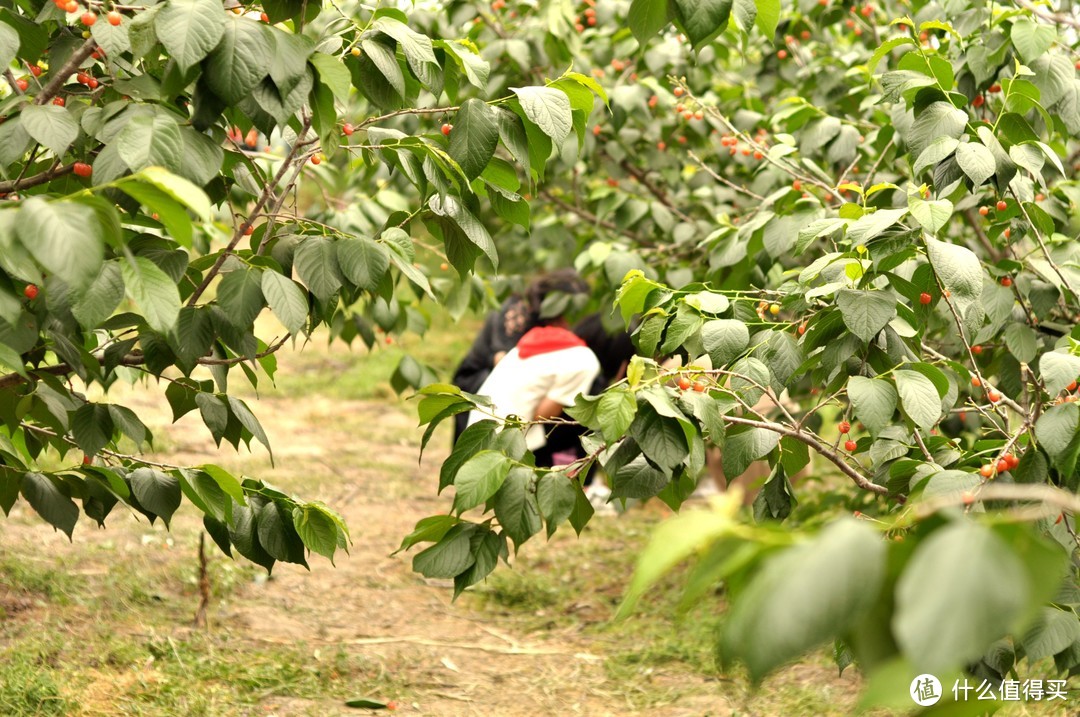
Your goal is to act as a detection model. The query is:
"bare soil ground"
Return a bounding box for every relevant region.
[0,367,878,717]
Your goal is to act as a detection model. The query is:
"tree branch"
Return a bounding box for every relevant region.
[616,157,696,223]
[537,189,648,244]
[0,338,290,390]
[33,38,97,107]
[0,162,76,193]
[356,105,460,130]
[188,116,312,305]
[721,414,888,494]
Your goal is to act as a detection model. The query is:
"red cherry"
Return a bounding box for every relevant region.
[107,10,121,25]
[657,141,667,150]
[797,322,806,336]
[971,376,981,387]
[844,440,857,452]
[65,1,78,13]
[996,458,1009,473]
[23,284,38,299]
[73,162,92,178]
[692,381,706,392]
[52,97,65,106]
[777,49,788,59]
[260,11,269,22]
[988,390,1002,403]
[29,65,42,77]
[343,123,354,136]
[996,200,1007,211]
[310,155,322,165]
[82,455,92,465]
[1067,380,1078,391]
[80,11,96,25]
[15,78,28,92]
[980,464,994,478]
[838,421,851,434]
[1000,276,1012,287]
[989,83,1001,93]
[441,123,452,136]
[753,151,764,160]
[677,377,691,390]
[801,30,811,39]
[919,292,932,305]
[792,180,802,191]
[978,206,989,216]
[243,224,254,236]
[972,95,984,108]
[673,87,684,97]
[87,78,98,89]
[1004,454,1019,469]
[972,345,983,355]
[1003,228,1011,239]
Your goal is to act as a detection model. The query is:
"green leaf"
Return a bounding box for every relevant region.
[673,0,732,48]
[753,0,779,36]
[114,112,183,173]
[291,507,336,561]
[611,456,670,500]
[336,237,388,293]
[155,0,226,70]
[908,195,953,234]
[1003,323,1037,364]
[216,267,264,330]
[70,404,113,457]
[0,22,18,69]
[596,386,638,444]
[702,319,749,366]
[908,102,967,156]
[913,136,959,176]
[1035,402,1078,460]
[308,51,351,101]
[536,472,577,537]
[121,256,181,332]
[620,499,738,617]
[629,0,672,45]
[1038,351,1080,396]
[836,289,896,343]
[16,198,104,291]
[21,472,78,539]
[260,271,308,335]
[256,500,307,565]
[847,376,898,436]
[442,40,489,88]
[925,237,983,311]
[722,426,778,479]
[895,369,942,429]
[721,520,886,682]
[397,514,459,553]
[954,142,996,187]
[129,467,182,527]
[894,521,1032,672]
[449,98,499,179]
[1011,19,1055,63]
[511,86,572,144]
[294,236,343,302]
[427,194,498,272]
[91,14,131,57]
[452,450,512,513]
[1022,607,1080,660]
[20,105,79,158]
[206,15,272,104]
[492,466,541,550]
[412,524,475,578]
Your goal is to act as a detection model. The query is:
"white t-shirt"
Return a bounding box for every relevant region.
[467,344,601,450]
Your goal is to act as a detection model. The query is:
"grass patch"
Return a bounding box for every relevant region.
[0,556,81,605]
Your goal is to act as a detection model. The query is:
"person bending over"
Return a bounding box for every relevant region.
[450,269,589,442]
[465,314,600,468]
